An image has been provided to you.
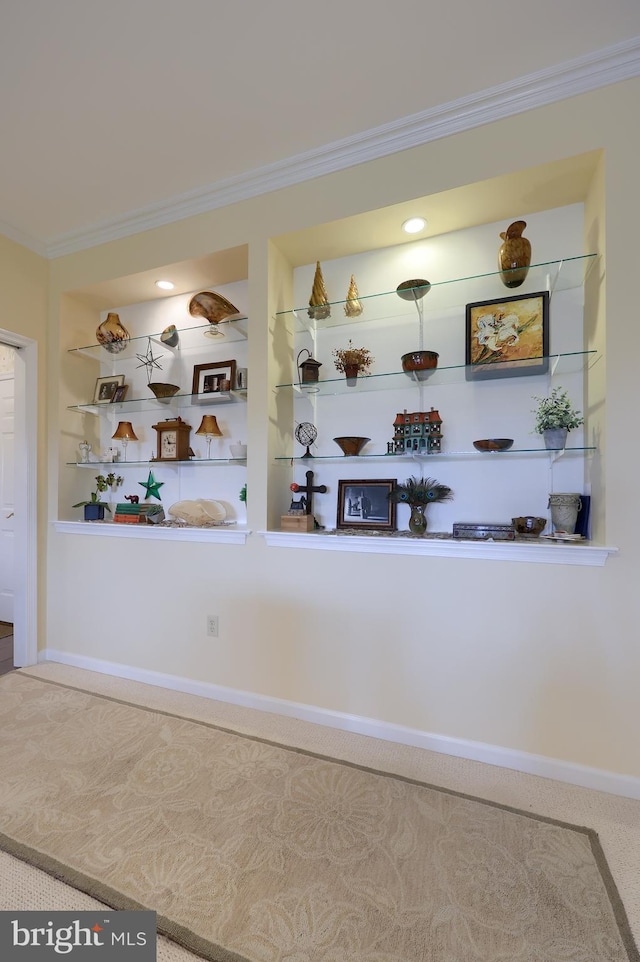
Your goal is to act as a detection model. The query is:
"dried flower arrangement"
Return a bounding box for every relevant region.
[332,340,374,376]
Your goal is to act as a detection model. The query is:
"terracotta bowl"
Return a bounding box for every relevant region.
[401,350,439,380]
[512,515,546,536]
[148,382,180,399]
[333,436,370,457]
[473,438,514,452]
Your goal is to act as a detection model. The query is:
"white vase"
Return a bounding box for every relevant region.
[229,442,247,459]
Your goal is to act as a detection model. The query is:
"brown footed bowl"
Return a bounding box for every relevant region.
[148,382,180,399]
[401,350,439,380]
[512,516,546,536]
[333,436,370,457]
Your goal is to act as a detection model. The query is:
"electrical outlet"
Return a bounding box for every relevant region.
[207,615,219,637]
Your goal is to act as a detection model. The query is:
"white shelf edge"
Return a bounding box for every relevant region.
[260,531,617,566]
[53,521,250,544]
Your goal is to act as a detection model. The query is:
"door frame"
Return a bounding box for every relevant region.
[0,329,37,666]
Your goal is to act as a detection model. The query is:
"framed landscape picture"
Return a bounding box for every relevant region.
[336,479,397,531]
[465,290,549,380]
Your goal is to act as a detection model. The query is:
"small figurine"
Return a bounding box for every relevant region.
[78,440,91,463]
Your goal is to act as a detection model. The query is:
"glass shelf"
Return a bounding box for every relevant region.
[276,351,597,395]
[68,389,247,416]
[68,316,248,361]
[67,458,246,467]
[277,255,597,333]
[275,446,595,462]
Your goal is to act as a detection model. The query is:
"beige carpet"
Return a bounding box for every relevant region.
[0,672,638,961]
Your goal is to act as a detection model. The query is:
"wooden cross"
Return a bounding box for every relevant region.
[290,469,327,518]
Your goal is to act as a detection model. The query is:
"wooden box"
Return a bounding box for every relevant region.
[280,514,314,532]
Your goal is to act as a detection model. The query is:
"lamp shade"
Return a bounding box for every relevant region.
[196,415,222,437]
[112,421,139,442]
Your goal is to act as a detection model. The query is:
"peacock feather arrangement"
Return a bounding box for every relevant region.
[388,476,453,507]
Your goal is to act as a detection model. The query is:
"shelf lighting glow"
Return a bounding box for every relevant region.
[155,280,175,290]
[402,217,426,234]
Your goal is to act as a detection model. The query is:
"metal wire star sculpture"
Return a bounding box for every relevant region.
[138,471,164,501]
[135,338,164,382]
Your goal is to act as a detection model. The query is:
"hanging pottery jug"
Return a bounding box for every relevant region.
[498,221,531,288]
[96,313,130,354]
[548,493,582,533]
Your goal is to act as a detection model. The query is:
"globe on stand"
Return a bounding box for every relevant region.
[295,422,318,458]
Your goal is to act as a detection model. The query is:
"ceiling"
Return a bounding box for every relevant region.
[1,1,639,257]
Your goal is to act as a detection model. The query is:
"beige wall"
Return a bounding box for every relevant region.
[46,78,640,780]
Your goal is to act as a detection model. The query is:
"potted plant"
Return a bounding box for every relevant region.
[73,473,124,521]
[532,387,584,450]
[388,475,453,536]
[332,340,374,386]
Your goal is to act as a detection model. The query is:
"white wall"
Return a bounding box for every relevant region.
[288,204,586,532]
[66,281,249,522]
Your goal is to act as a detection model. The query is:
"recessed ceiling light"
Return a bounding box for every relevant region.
[155,280,174,290]
[402,217,426,234]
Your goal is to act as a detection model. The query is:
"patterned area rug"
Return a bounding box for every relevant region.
[0,673,638,962]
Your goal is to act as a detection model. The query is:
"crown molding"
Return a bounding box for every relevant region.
[0,218,48,258]
[40,35,640,258]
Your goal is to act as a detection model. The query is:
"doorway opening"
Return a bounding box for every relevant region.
[0,330,37,667]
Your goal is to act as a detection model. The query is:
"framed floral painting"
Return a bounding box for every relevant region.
[465,291,549,380]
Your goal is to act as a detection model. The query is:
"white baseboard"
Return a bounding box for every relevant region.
[40,648,640,802]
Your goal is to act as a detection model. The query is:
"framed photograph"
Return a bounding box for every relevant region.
[93,374,125,404]
[191,360,237,402]
[336,479,397,531]
[110,384,129,403]
[465,290,549,380]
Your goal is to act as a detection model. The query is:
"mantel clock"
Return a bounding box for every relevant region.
[151,417,192,462]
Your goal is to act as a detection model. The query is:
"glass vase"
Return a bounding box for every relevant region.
[408,504,427,536]
[96,312,130,354]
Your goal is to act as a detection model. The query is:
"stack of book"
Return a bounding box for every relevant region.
[113,503,165,524]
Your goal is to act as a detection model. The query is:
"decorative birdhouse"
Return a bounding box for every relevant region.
[387,408,443,455]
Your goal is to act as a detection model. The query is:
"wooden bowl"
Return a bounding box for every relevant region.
[512,516,546,536]
[473,438,514,452]
[148,382,180,399]
[401,350,439,380]
[333,436,370,456]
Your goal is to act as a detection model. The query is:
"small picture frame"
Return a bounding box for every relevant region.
[93,374,125,404]
[110,384,129,403]
[337,479,397,531]
[465,290,549,380]
[192,360,237,402]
